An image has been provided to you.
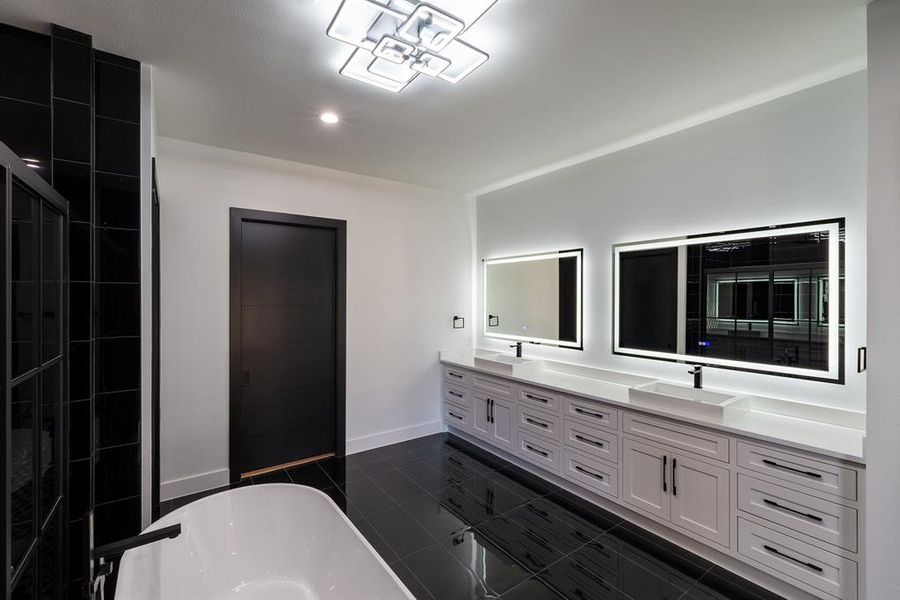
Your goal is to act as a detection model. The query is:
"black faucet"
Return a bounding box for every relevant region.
[688,365,703,389]
[89,523,181,599]
[510,341,523,358]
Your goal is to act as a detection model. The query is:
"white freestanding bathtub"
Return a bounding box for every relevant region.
[115,484,414,599]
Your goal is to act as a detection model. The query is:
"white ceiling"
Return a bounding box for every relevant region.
[0,1,867,193]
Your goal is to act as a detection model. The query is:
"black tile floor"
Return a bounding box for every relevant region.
[157,433,787,600]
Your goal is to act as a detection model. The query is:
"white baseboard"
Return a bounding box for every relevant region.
[160,467,230,502]
[159,421,442,502]
[347,419,443,454]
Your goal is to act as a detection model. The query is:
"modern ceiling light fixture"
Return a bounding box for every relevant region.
[326,0,495,93]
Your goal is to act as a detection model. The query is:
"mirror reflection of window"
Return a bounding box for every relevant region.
[484,250,582,348]
[615,220,844,381]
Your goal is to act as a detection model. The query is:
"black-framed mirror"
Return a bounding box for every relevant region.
[614,219,844,382]
[483,249,583,349]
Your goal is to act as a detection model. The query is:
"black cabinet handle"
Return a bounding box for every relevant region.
[526,444,549,457]
[448,390,464,398]
[489,399,494,423]
[672,458,677,497]
[762,499,823,522]
[574,434,603,448]
[524,393,549,403]
[574,465,604,481]
[762,459,823,479]
[762,545,824,573]
[525,417,549,429]
[448,371,464,379]
[574,407,604,419]
[485,398,491,423]
[662,455,667,493]
[448,411,464,421]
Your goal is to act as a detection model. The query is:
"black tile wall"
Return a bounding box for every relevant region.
[1,22,143,598]
[52,161,91,222]
[0,24,50,103]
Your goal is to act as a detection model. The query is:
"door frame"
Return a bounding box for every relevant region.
[229,208,346,483]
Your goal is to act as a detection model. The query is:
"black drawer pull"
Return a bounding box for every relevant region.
[762,545,824,573]
[447,371,464,379]
[525,393,549,403]
[574,407,605,420]
[762,499,824,522]
[525,444,549,457]
[525,417,549,428]
[574,465,604,481]
[762,459,823,479]
[447,411,464,421]
[448,390,464,398]
[574,434,604,448]
[672,458,677,497]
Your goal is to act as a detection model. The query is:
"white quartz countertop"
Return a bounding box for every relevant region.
[440,352,866,465]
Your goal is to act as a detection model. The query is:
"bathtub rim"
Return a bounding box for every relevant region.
[120,483,415,599]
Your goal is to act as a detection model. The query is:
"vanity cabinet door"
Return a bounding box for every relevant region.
[669,453,730,547]
[623,439,670,520]
[490,397,516,453]
[472,393,492,441]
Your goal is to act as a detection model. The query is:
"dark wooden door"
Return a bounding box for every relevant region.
[230,209,345,479]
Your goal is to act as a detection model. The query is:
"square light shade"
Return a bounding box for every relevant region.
[411,52,451,76]
[373,35,415,64]
[437,39,488,83]
[396,3,464,52]
[327,0,405,51]
[340,48,417,92]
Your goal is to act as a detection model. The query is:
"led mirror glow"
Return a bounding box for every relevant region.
[484,250,583,349]
[613,220,844,382]
[326,0,496,92]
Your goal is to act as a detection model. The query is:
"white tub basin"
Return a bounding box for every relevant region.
[474,353,544,376]
[629,381,749,421]
[115,484,413,599]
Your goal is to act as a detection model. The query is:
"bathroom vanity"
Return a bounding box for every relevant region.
[440,353,865,600]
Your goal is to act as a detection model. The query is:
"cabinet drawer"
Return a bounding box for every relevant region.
[442,365,472,386]
[562,447,619,499]
[737,518,858,600]
[519,385,563,414]
[443,403,471,432]
[442,383,470,410]
[565,396,619,431]
[563,419,619,464]
[737,442,858,501]
[738,475,858,552]
[517,404,562,442]
[623,412,729,462]
[517,431,562,473]
[472,372,515,399]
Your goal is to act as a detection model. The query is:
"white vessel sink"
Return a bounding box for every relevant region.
[473,354,544,376]
[629,381,749,421]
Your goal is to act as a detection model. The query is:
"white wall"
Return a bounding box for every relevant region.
[156,137,472,499]
[865,1,900,597]
[477,72,866,411]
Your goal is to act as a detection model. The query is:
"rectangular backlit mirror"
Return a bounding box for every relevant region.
[484,249,583,348]
[614,220,844,382]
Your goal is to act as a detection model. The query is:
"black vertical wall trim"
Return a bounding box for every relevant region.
[151,160,159,520]
[228,208,347,483]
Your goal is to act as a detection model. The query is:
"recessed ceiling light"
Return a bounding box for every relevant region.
[320,112,340,124]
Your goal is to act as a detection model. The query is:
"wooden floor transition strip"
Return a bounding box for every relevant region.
[241,452,335,480]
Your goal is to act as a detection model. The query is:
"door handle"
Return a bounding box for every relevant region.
[672,458,677,497]
[662,455,667,493]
